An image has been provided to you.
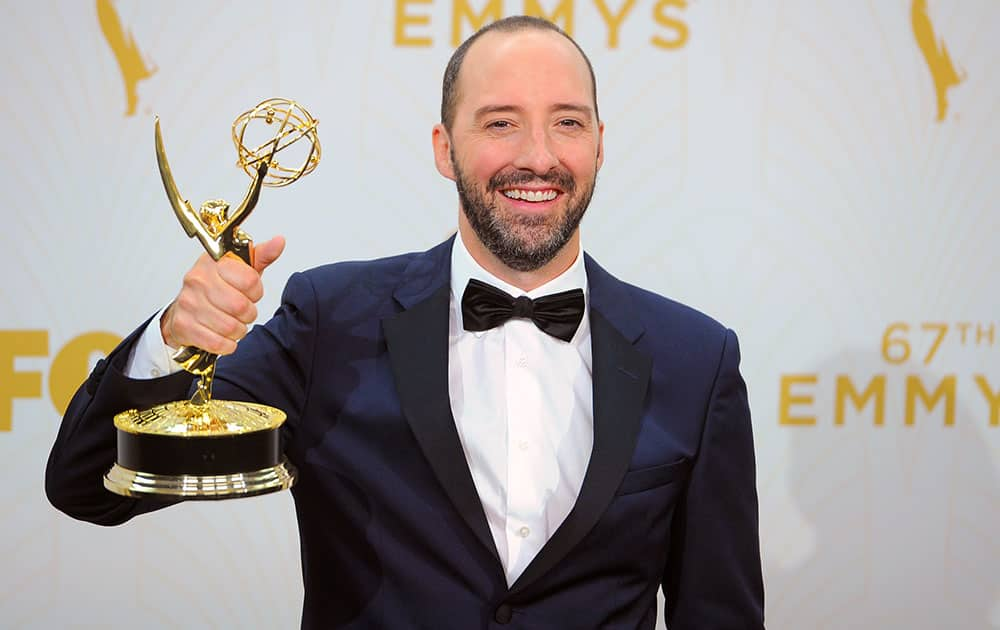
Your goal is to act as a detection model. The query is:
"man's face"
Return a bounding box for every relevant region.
[434,29,604,273]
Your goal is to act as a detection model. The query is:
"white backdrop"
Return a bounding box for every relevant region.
[1,1,997,628]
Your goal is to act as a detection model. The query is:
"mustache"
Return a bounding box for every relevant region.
[488,168,575,193]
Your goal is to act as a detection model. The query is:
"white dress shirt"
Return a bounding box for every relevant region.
[125,234,595,584]
[448,233,593,584]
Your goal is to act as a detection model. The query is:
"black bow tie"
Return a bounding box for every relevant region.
[461,278,585,342]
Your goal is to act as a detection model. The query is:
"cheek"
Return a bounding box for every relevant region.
[460,138,518,179]
[575,150,602,180]
[549,139,600,175]
[468,158,509,186]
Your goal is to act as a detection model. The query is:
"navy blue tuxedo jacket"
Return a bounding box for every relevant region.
[47,237,764,629]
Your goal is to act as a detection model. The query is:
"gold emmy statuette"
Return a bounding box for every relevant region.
[104,98,321,499]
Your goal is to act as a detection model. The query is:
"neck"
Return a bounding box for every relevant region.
[457,219,580,292]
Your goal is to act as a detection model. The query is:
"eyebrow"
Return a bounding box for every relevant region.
[473,103,594,119]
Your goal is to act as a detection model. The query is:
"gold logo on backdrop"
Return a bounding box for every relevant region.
[778,322,999,429]
[97,0,157,116]
[911,0,965,122]
[393,0,689,50]
[0,330,122,431]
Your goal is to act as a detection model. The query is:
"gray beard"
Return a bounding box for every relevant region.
[453,161,595,272]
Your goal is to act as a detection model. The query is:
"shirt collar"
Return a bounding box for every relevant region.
[450,230,589,328]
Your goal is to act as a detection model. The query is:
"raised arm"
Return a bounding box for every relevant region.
[46,237,287,524]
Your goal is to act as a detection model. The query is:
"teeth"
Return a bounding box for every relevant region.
[502,189,558,202]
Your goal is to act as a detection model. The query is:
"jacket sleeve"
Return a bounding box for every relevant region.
[662,328,765,628]
[45,314,194,525]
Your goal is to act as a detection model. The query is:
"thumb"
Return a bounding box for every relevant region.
[252,235,286,275]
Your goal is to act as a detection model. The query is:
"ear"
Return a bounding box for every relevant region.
[595,120,605,172]
[432,123,456,181]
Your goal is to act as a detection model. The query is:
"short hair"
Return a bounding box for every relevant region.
[440,15,600,130]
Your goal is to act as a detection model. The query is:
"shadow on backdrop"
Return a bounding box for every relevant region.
[765,351,998,629]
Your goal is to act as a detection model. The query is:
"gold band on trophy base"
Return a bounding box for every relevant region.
[104,98,320,500]
[104,461,296,499]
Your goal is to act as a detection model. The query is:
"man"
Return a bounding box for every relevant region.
[47,16,764,629]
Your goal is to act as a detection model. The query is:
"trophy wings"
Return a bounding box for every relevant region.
[154,118,268,262]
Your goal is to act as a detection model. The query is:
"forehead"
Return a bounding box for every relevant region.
[456,29,595,116]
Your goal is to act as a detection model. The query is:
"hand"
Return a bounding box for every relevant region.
[160,236,285,355]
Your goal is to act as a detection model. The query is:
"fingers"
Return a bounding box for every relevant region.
[161,241,279,356]
[253,235,285,276]
[162,299,240,356]
[217,255,265,305]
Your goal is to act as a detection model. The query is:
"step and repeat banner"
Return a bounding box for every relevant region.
[1,1,997,628]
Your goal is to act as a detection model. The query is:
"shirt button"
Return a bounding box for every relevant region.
[494,603,513,624]
[150,368,161,377]
[516,356,528,368]
[517,526,530,538]
[517,440,529,451]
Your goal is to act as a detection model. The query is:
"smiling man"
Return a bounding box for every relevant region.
[48,16,764,630]
[435,21,601,287]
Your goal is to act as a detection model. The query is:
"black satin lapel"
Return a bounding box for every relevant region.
[382,284,501,565]
[509,309,652,596]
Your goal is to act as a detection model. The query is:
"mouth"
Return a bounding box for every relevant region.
[498,187,562,210]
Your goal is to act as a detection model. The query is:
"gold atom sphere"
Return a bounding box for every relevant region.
[232,97,321,187]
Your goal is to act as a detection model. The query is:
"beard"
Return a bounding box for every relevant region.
[453,155,596,272]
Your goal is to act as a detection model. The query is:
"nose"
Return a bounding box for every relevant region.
[512,128,559,175]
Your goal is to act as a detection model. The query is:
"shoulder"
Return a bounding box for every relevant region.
[293,250,421,297]
[586,255,732,342]
[586,256,738,373]
[613,282,745,419]
[631,281,736,358]
[277,238,452,316]
[627,282,730,342]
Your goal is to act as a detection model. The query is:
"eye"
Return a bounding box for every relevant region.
[558,119,583,128]
[487,120,512,129]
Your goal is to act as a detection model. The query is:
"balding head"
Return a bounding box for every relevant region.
[440,16,600,131]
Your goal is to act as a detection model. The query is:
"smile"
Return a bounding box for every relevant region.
[501,189,559,202]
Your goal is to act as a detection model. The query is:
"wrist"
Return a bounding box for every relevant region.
[159,303,178,350]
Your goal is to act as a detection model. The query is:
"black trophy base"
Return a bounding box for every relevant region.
[105,400,296,500]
